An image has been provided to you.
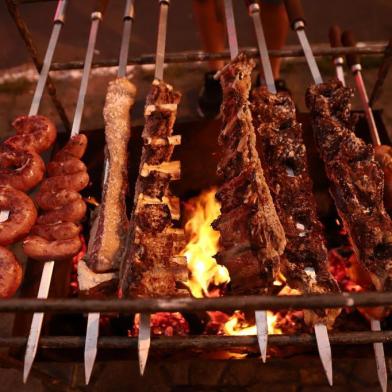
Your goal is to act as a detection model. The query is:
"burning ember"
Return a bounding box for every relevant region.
[133,313,189,336]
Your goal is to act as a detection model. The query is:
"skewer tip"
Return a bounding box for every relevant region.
[255,311,268,363]
[138,313,151,376]
[84,312,100,384]
[314,323,333,386]
[84,349,97,385]
[22,361,32,384]
[371,320,388,392]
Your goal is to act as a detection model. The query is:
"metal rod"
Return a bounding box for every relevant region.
[354,70,381,146]
[138,313,151,376]
[29,0,67,115]
[224,0,239,59]
[71,12,102,136]
[2,292,392,313]
[294,22,323,84]
[23,261,54,383]
[225,0,269,363]
[335,59,345,86]
[118,0,135,77]
[314,323,333,386]
[5,0,71,130]
[371,319,388,392]
[154,0,170,80]
[2,331,392,350]
[84,1,136,383]
[84,312,99,384]
[24,7,104,382]
[48,43,388,71]
[248,2,276,93]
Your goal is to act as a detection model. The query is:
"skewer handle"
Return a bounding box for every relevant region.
[123,0,135,20]
[342,30,361,70]
[245,0,260,17]
[283,0,305,30]
[54,0,67,23]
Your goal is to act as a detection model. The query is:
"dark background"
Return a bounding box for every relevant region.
[0,0,391,70]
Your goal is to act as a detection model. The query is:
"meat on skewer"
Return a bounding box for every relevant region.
[213,53,286,294]
[0,246,22,298]
[0,115,57,297]
[306,79,392,294]
[23,134,89,261]
[119,79,188,298]
[78,78,136,294]
[251,86,340,327]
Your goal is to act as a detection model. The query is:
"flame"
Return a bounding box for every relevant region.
[181,188,283,336]
[182,188,230,298]
[223,311,282,336]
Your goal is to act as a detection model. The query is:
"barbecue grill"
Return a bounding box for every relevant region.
[2,0,392,390]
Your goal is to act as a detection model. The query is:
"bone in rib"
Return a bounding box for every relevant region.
[213,53,286,295]
[119,79,188,298]
[250,86,340,326]
[306,79,392,292]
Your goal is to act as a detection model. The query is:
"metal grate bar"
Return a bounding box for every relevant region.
[1,331,392,349]
[1,292,392,313]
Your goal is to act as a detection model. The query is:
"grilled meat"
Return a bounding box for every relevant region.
[306,79,392,292]
[85,78,136,273]
[23,135,89,261]
[119,80,188,298]
[214,53,286,295]
[251,86,340,326]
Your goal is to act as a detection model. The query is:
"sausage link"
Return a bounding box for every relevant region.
[23,235,82,261]
[31,222,82,241]
[0,246,22,298]
[6,115,57,153]
[0,145,45,192]
[0,186,37,245]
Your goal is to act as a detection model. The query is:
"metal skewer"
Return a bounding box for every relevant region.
[84,0,135,384]
[155,0,170,81]
[22,0,68,382]
[246,0,276,93]
[245,0,273,363]
[138,0,171,376]
[0,1,68,226]
[342,30,381,147]
[340,29,387,392]
[223,0,269,363]
[23,1,106,382]
[283,0,333,385]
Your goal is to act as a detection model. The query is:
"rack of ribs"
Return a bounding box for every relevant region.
[213,53,286,295]
[306,79,392,293]
[251,86,340,326]
[119,79,188,298]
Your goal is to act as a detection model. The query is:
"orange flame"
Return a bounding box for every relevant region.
[182,188,230,298]
[181,189,282,336]
[223,311,282,336]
